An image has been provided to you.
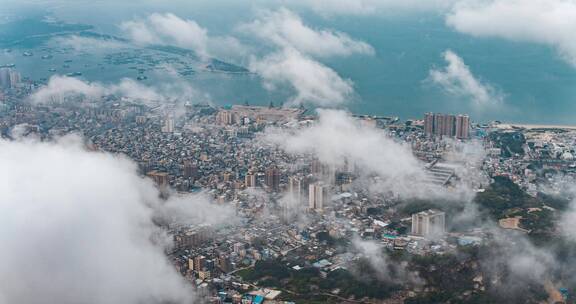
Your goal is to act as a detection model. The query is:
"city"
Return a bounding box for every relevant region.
[2,65,576,303]
[2,1,576,304]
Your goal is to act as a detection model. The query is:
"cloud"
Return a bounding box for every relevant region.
[352,237,420,283]
[121,13,247,61]
[29,75,161,103]
[446,0,576,67]
[291,0,458,16]
[260,109,434,197]
[428,50,503,107]
[250,48,354,107]
[29,75,206,105]
[0,135,236,304]
[239,8,374,58]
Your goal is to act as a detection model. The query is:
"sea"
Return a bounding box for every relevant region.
[2,0,576,124]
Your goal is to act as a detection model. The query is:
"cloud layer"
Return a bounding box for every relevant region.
[121,13,246,61]
[239,8,374,58]
[429,50,503,107]
[0,135,196,304]
[29,75,206,105]
[261,109,430,196]
[292,0,457,16]
[447,0,576,66]
[250,49,354,107]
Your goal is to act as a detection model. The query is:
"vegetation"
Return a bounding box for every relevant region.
[239,259,401,301]
[474,176,540,218]
[489,131,525,157]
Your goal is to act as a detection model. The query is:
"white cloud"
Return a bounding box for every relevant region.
[0,135,234,304]
[292,0,458,16]
[352,237,422,284]
[29,75,162,103]
[428,50,503,107]
[239,8,374,58]
[120,20,160,45]
[250,48,354,107]
[29,75,205,105]
[261,109,432,197]
[121,13,247,61]
[447,0,576,66]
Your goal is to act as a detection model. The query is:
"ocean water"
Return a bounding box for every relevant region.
[2,0,576,124]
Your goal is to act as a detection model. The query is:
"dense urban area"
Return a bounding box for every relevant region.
[2,67,576,304]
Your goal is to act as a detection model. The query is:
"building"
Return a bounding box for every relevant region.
[161,116,175,133]
[0,68,11,89]
[424,113,469,139]
[194,255,206,271]
[288,175,310,206]
[456,114,470,139]
[442,114,456,137]
[216,110,234,125]
[147,170,169,188]
[411,209,446,238]
[9,69,20,88]
[264,166,280,192]
[245,171,257,188]
[424,112,434,136]
[174,227,213,250]
[182,160,198,179]
[308,182,327,211]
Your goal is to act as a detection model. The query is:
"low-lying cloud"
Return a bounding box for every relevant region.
[428,50,503,108]
[0,134,234,304]
[261,109,430,196]
[291,0,458,16]
[250,49,354,107]
[239,8,374,58]
[121,13,247,61]
[447,0,576,67]
[29,74,206,105]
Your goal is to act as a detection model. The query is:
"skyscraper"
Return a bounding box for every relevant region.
[442,114,456,137]
[0,68,11,89]
[424,112,434,137]
[161,116,174,133]
[264,166,280,192]
[288,175,310,206]
[411,209,446,238]
[456,114,470,139]
[147,171,169,188]
[9,69,20,88]
[424,113,469,139]
[182,160,198,179]
[245,171,256,188]
[308,182,327,211]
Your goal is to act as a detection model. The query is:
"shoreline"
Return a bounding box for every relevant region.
[497,123,576,130]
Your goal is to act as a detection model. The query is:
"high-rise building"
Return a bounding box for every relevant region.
[411,209,446,238]
[161,116,175,133]
[433,113,444,136]
[193,255,206,271]
[442,114,456,137]
[245,171,256,188]
[456,114,470,139]
[0,68,11,89]
[424,112,434,137]
[288,175,310,206]
[308,182,327,211]
[9,69,20,88]
[424,113,469,139]
[182,160,198,179]
[216,110,234,125]
[147,171,169,189]
[264,166,280,192]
